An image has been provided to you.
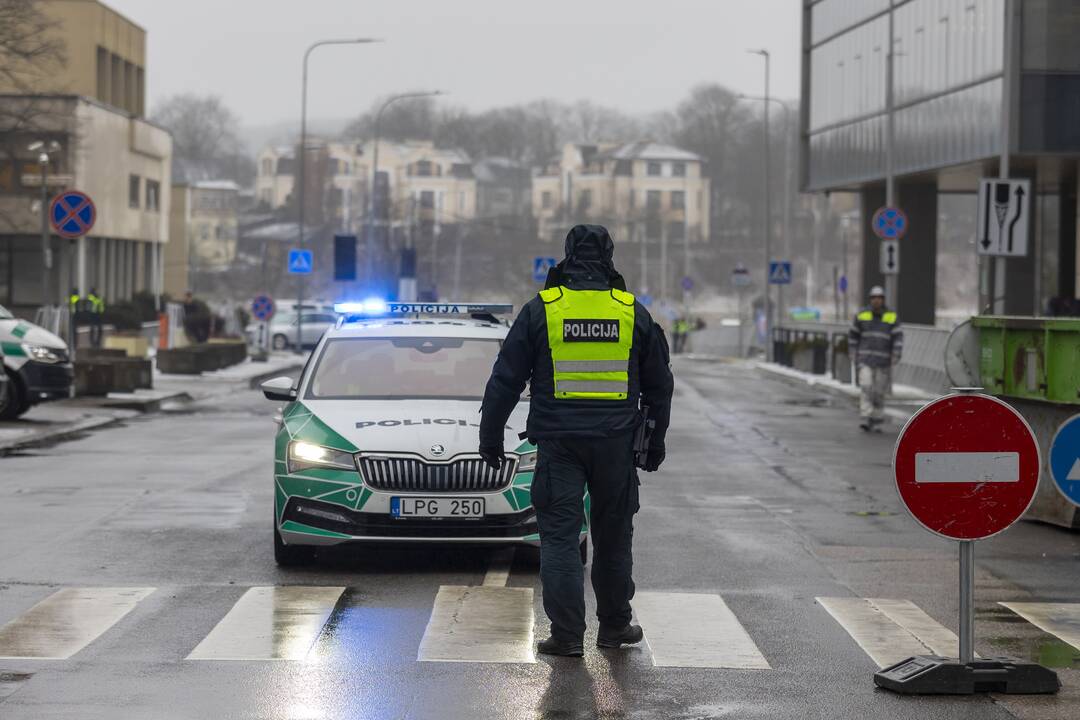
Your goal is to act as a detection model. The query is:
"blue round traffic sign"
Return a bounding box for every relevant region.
[251,294,276,322]
[681,276,693,291]
[1049,414,1080,507]
[49,190,96,239]
[872,206,908,240]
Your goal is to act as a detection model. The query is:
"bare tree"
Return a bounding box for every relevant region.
[0,0,65,93]
[152,94,254,184]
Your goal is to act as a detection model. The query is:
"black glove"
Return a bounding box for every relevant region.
[479,444,504,470]
[642,445,665,473]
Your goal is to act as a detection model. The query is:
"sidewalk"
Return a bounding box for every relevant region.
[755,361,936,425]
[0,352,305,454]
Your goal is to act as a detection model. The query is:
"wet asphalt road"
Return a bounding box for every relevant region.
[0,357,1077,719]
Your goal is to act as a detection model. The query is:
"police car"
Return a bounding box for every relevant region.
[261,301,587,565]
[0,304,73,420]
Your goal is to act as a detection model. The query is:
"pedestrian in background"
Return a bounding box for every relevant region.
[849,286,902,432]
[478,224,673,658]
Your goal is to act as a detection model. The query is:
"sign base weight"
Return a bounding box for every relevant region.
[874,655,1059,695]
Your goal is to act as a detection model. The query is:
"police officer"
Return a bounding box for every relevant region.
[849,286,903,432]
[87,287,104,347]
[478,224,673,658]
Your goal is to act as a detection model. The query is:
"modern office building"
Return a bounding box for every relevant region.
[800,0,1080,323]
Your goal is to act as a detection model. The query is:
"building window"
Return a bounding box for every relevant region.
[647,162,662,177]
[671,190,685,210]
[672,162,687,177]
[646,190,661,210]
[579,189,592,211]
[541,191,553,209]
[129,175,140,208]
[145,180,160,212]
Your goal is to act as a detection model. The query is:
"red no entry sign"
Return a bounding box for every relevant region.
[893,394,1040,540]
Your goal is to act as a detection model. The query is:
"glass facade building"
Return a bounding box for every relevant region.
[801,0,1080,321]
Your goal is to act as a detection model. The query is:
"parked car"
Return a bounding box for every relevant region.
[246,311,338,351]
[0,304,74,419]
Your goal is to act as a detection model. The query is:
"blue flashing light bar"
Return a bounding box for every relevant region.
[334,301,513,317]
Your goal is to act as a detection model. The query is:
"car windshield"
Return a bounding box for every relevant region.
[306,336,500,400]
[0,304,13,320]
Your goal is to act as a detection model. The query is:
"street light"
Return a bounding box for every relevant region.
[28,140,61,308]
[296,37,382,354]
[747,48,772,361]
[739,93,793,321]
[366,90,445,292]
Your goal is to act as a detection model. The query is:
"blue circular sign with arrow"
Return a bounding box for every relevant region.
[49,189,96,239]
[1049,414,1080,507]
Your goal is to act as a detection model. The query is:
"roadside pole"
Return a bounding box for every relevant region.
[884,3,897,311]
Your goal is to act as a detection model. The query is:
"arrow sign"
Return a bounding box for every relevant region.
[880,240,900,275]
[1049,414,1080,507]
[977,178,1030,257]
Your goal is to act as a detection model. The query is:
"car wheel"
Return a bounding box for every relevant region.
[0,370,29,420]
[271,334,289,351]
[274,517,316,566]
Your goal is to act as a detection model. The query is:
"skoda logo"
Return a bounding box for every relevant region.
[430,444,446,457]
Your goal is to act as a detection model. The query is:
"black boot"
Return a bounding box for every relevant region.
[596,624,644,649]
[537,636,584,657]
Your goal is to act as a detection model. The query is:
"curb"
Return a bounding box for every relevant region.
[755,362,917,423]
[101,391,194,413]
[0,413,128,455]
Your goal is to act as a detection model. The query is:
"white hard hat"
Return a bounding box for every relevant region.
[869,285,886,298]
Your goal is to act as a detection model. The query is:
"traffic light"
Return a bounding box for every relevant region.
[334,234,357,281]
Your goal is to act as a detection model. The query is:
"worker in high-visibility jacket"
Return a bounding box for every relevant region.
[849,286,903,432]
[479,224,673,658]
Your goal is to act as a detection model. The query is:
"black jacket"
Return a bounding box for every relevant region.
[479,225,673,448]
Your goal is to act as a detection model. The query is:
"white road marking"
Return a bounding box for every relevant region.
[0,587,155,659]
[482,548,515,587]
[1000,602,1080,651]
[418,585,535,664]
[187,586,344,661]
[816,597,964,668]
[915,452,1019,483]
[633,592,770,669]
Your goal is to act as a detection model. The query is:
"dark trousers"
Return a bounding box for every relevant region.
[532,433,639,642]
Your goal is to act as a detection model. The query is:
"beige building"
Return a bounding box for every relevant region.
[253,139,478,232]
[166,181,239,297]
[533,141,711,250]
[0,0,170,311]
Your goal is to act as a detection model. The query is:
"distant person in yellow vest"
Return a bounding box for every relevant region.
[478,224,674,658]
[672,317,691,354]
[849,286,903,432]
[87,287,104,347]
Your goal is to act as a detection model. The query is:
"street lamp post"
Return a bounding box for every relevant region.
[367,90,444,293]
[740,93,793,322]
[748,49,772,360]
[29,140,61,309]
[296,37,381,354]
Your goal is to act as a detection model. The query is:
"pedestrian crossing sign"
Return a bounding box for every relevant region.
[288,248,313,274]
[768,261,792,285]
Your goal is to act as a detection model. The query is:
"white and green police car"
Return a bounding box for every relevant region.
[261,301,587,565]
[0,304,73,420]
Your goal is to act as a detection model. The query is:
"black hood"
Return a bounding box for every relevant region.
[544,224,626,291]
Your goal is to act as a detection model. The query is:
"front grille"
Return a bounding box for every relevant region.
[283,498,537,539]
[357,454,518,492]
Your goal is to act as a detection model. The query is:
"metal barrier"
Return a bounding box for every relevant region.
[774,320,952,396]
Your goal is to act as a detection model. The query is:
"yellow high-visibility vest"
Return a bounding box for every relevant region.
[540,286,636,400]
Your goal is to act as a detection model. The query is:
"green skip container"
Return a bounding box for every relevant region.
[973,316,1080,405]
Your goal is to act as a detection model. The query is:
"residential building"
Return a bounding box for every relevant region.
[0,0,170,312]
[532,141,711,250]
[255,146,295,210]
[801,0,1080,322]
[474,157,532,219]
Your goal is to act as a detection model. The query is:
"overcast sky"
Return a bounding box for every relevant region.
[107,0,802,130]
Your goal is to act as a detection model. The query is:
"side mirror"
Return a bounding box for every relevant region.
[261,376,297,401]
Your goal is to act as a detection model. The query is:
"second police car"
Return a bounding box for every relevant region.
[262,301,588,565]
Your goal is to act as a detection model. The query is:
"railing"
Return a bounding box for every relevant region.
[773,320,952,396]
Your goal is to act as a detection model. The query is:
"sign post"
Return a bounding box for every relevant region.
[250,294,275,361]
[871,206,906,308]
[877,391,1059,695]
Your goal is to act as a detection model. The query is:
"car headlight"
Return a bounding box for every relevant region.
[23,344,63,364]
[517,450,538,472]
[287,441,356,473]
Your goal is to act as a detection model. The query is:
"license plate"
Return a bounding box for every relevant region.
[391,497,485,519]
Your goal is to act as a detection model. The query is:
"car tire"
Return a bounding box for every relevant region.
[0,370,29,420]
[274,517,316,566]
[271,334,289,351]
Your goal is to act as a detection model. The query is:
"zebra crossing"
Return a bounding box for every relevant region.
[0,585,1076,670]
